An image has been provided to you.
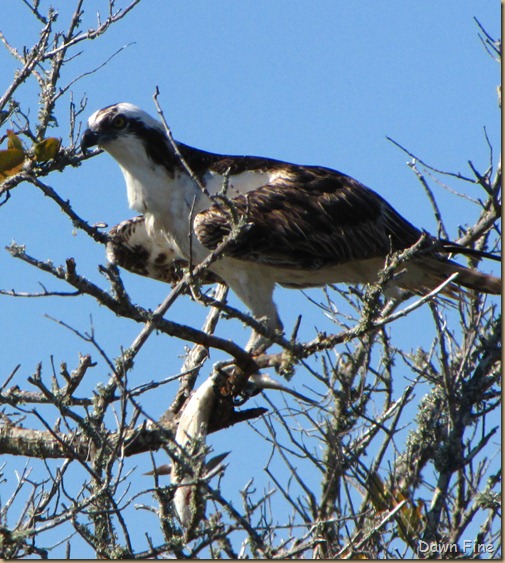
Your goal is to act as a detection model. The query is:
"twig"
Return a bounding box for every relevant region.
[152,88,210,198]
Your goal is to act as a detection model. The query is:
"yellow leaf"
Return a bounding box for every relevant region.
[33,137,61,162]
[366,471,391,512]
[0,148,25,179]
[7,129,24,151]
[0,161,24,179]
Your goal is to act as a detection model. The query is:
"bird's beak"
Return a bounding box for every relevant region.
[80,128,99,154]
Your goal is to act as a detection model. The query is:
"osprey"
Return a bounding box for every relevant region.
[82,103,501,349]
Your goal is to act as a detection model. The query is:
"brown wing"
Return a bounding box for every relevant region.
[194,165,425,270]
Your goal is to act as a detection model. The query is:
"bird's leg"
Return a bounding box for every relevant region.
[243,300,284,354]
[224,272,282,354]
[245,323,282,355]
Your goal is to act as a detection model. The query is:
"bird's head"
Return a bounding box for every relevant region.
[81,103,172,170]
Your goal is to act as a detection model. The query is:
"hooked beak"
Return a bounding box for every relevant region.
[80,128,100,154]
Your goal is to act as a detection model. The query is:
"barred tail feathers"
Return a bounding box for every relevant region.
[411,258,502,296]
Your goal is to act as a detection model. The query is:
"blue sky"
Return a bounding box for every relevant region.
[0,1,500,557]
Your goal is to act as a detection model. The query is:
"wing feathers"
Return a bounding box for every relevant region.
[193,165,501,295]
[194,166,424,269]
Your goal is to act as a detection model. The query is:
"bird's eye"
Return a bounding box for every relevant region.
[111,114,127,129]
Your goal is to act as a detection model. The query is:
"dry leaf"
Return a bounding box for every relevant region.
[7,129,24,151]
[0,148,25,179]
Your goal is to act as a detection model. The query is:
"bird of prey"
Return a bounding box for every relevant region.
[82,103,501,349]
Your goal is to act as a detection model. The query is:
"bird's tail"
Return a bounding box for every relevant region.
[418,258,502,296]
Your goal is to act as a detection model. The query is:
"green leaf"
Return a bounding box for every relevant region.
[33,137,61,162]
